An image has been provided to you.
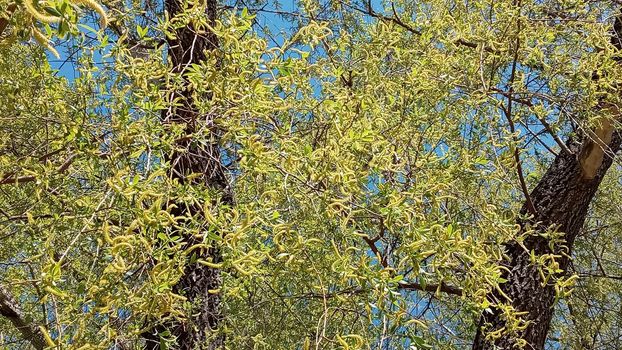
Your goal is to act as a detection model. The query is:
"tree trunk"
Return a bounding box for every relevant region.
[144,0,229,348]
[472,130,622,349]
[0,284,46,350]
[473,11,622,349]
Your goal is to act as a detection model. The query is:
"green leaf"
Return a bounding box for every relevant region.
[137,24,148,38]
[44,6,63,17]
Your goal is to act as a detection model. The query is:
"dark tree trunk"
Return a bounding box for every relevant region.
[0,284,47,350]
[473,10,622,350]
[145,0,230,349]
[472,133,621,350]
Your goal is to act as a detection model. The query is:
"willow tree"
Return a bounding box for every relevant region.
[2,0,622,349]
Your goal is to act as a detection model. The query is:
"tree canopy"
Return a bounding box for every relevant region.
[1,0,622,348]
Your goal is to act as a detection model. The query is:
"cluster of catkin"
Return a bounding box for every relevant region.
[23,0,108,57]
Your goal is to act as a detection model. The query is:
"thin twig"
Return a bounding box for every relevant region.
[502,12,537,216]
[0,154,76,186]
[397,280,463,296]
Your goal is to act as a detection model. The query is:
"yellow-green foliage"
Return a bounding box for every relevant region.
[1,0,622,349]
[1,0,107,57]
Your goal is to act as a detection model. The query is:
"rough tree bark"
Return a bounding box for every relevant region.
[0,284,46,350]
[472,132,621,349]
[144,0,230,348]
[472,12,622,350]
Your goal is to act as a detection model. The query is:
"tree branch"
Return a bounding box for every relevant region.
[361,235,462,296]
[0,284,46,350]
[502,25,537,216]
[0,3,17,38]
[0,154,76,186]
[338,0,499,54]
[397,280,463,296]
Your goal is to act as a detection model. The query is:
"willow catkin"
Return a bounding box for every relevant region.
[32,27,59,58]
[23,0,61,24]
[72,0,108,28]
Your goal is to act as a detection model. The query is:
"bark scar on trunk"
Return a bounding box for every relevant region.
[579,114,615,180]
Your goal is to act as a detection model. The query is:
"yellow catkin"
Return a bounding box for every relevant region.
[44,286,68,298]
[38,326,56,347]
[32,28,60,58]
[196,260,223,268]
[72,0,108,28]
[23,0,61,24]
[0,35,17,47]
